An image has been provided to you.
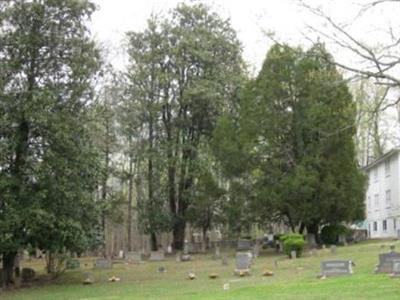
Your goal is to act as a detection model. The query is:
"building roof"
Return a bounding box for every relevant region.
[363,148,400,171]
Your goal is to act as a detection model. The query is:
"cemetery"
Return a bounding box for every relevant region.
[1,0,398,299]
[2,240,400,300]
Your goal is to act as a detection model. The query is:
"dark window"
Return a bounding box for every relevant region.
[383,220,387,231]
[373,222,378,231]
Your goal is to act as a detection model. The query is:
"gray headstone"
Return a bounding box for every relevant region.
[66,258,80,270]
[330,245,337,254]
[235,252,252,271]
[213,245,221,260]
[126,251,142,263]
[391,259,400,277]
[181,254,192,262]
[94,258,112,269]
[222,254,228,266]
[237,240,253,251]
[320,260,352,277]
[306,233,317,247]
[176,252,181,262]
[376,252,400,273]
[338,234,347,244]
[149,251,165,261]
[290,250,297,259]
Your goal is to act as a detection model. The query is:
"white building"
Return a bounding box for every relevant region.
[365,149,400,238]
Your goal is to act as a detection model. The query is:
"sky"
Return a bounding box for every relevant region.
[89,0,400,149]
[89,0,400,74]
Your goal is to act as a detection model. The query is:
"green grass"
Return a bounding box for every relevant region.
[3,240,400,300]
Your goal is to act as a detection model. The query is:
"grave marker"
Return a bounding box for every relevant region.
[126,251,142,263]
[235,252,252,275]
[149,251,165,261]
[94,258,113,269]
[375,251,400,273]
[320,260,353,277]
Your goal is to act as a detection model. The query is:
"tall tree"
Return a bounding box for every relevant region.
[0,0,101,285]
[126,4,245,250]
[214,43,366,240]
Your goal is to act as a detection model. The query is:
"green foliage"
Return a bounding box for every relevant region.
[0,0,101,277]
[213,42,367,233]
[320,224,349,245]
[125,2,246,248]
[280,234,305,257]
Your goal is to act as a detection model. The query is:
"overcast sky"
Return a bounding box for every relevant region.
[89,0,399,74]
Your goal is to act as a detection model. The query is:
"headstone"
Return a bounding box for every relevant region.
[213,245,221,260]
[235,252,252,274]
[126,251,142,263]
[176,252,182,262]
[221,254,228,266]
[181,254,192,262]
[320,260,353,277]
[66,258,80,270]
[167,245,173,254]
[237,240,253,251]
[391,259,400,277]
[375,251,400,273]
[94,258,112,269]
[306,233,317,247]
[338,234,347,244]
[290,250,297,259]
[21,268,36,282]
[330,245,337,254]
[118,250,124,258]
[83,272,94,284]
[149,251,165,261]
[158,266,166,273]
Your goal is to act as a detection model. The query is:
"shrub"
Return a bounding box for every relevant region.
[280,234,305,258]
[320,224,349,245]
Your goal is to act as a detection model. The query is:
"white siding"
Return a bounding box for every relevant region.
[366,152,400,238]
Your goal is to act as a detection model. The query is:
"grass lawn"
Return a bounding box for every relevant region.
[3,240,400,300]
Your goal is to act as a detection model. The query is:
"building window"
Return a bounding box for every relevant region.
[385,159,391,176]
[383,220,387,231]
[394,219,397,230]
[373,221,378,231]
[368,196,371,210]
[374,194,379,209]
[386,190,391,208]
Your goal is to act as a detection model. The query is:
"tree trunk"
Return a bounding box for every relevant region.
[306,223,320,245]
[150,233,158,251]
[172,219,186,250]
[127,152,134,251]
[202,226,208,252]
[2,252,17,287]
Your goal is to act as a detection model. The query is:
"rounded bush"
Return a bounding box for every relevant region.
[280,234,305,257]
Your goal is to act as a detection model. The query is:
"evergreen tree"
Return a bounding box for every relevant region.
[0,0,101,285]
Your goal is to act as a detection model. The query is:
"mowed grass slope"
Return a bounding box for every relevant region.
[3,240,400,300]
